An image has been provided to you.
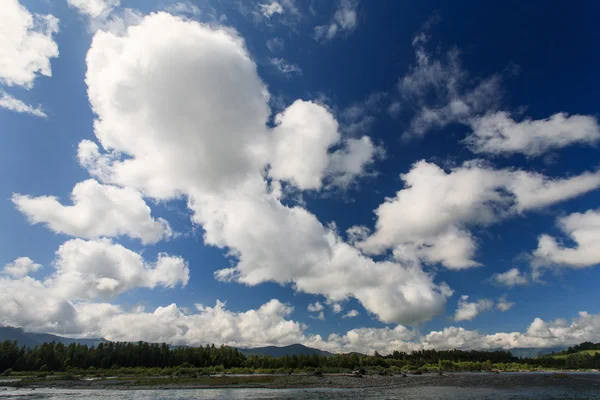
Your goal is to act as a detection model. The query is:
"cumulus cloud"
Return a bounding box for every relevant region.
[0,0,59,88]
[533,209,600,269]
[75,13,448,326]
[49,238,189,300]
[0,240,188,317]
[0,91,46,117]
[307,301,324,312]
[357,160,600,269]
[314,0,359,42]
[269,57,302,76]
[67,0,120,19]
[3,257,41,277]
[491,268,529,288]
[342,309,359,318]
[465,112,600,156]
[454,295,493,321]
[13,179,172,244]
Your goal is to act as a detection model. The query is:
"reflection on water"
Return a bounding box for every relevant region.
[1,385,599,400]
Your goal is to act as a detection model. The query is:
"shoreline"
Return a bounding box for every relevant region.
[2,371,600,391]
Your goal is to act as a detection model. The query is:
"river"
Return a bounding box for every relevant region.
[1,385,599,399]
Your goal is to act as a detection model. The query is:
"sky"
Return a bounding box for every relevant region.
[1,0,600,355]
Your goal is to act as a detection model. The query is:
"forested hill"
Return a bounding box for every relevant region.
[0,327,104,348]
[0,339,599,373]
[239,344,333,357]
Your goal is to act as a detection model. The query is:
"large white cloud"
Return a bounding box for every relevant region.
[49,238,189,301]
[0,0,59,88]
[13,179,172,244]
[75,12,447,326]
[465,112,600,157]
[358,160,600,269]
[533,209,600,269]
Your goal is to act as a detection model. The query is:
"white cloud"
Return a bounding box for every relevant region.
[491,268,529,287]
[314,0,358,42]
[78,12,448,326]
[0,0,59,88]
[49,238,189,300]
[496,295,515,312]
[266,37,284,52]
[13,179,172,244]
[3,257,41,277]
[357,160,600,269]
[465,112,600,156]
[342,309,359,318]
[67,0,120,19]
[269,57,302,76]
[268,101,380,190]
[325,136,384,189]
[533,209,600,269]
[258,2,284,18]
[307,301,324,312]
[454,295,493,321]
[0,91,46,117]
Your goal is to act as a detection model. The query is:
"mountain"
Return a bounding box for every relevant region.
[239,344,333,357]
[0,327,104,348]
[509,347,566,358]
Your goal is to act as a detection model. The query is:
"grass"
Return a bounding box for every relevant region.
[552,350,600,359]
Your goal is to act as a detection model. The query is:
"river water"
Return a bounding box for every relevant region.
[1,385,599,400]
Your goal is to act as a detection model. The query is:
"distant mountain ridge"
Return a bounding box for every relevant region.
[0,327,104,348]
[238,344,333,357]
[508,347,566,358]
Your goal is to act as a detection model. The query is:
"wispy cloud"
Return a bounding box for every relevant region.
[0,91,46,118]
[314,0,359,42]
[269,58,302,77]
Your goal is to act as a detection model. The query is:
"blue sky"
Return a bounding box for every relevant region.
[0,0,599,353]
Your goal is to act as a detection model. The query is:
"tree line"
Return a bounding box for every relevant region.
[1,340,599,374]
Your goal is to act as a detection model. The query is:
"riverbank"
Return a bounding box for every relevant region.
[2,372,600,391]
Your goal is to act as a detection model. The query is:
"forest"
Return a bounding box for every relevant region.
[0,340,599,375]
